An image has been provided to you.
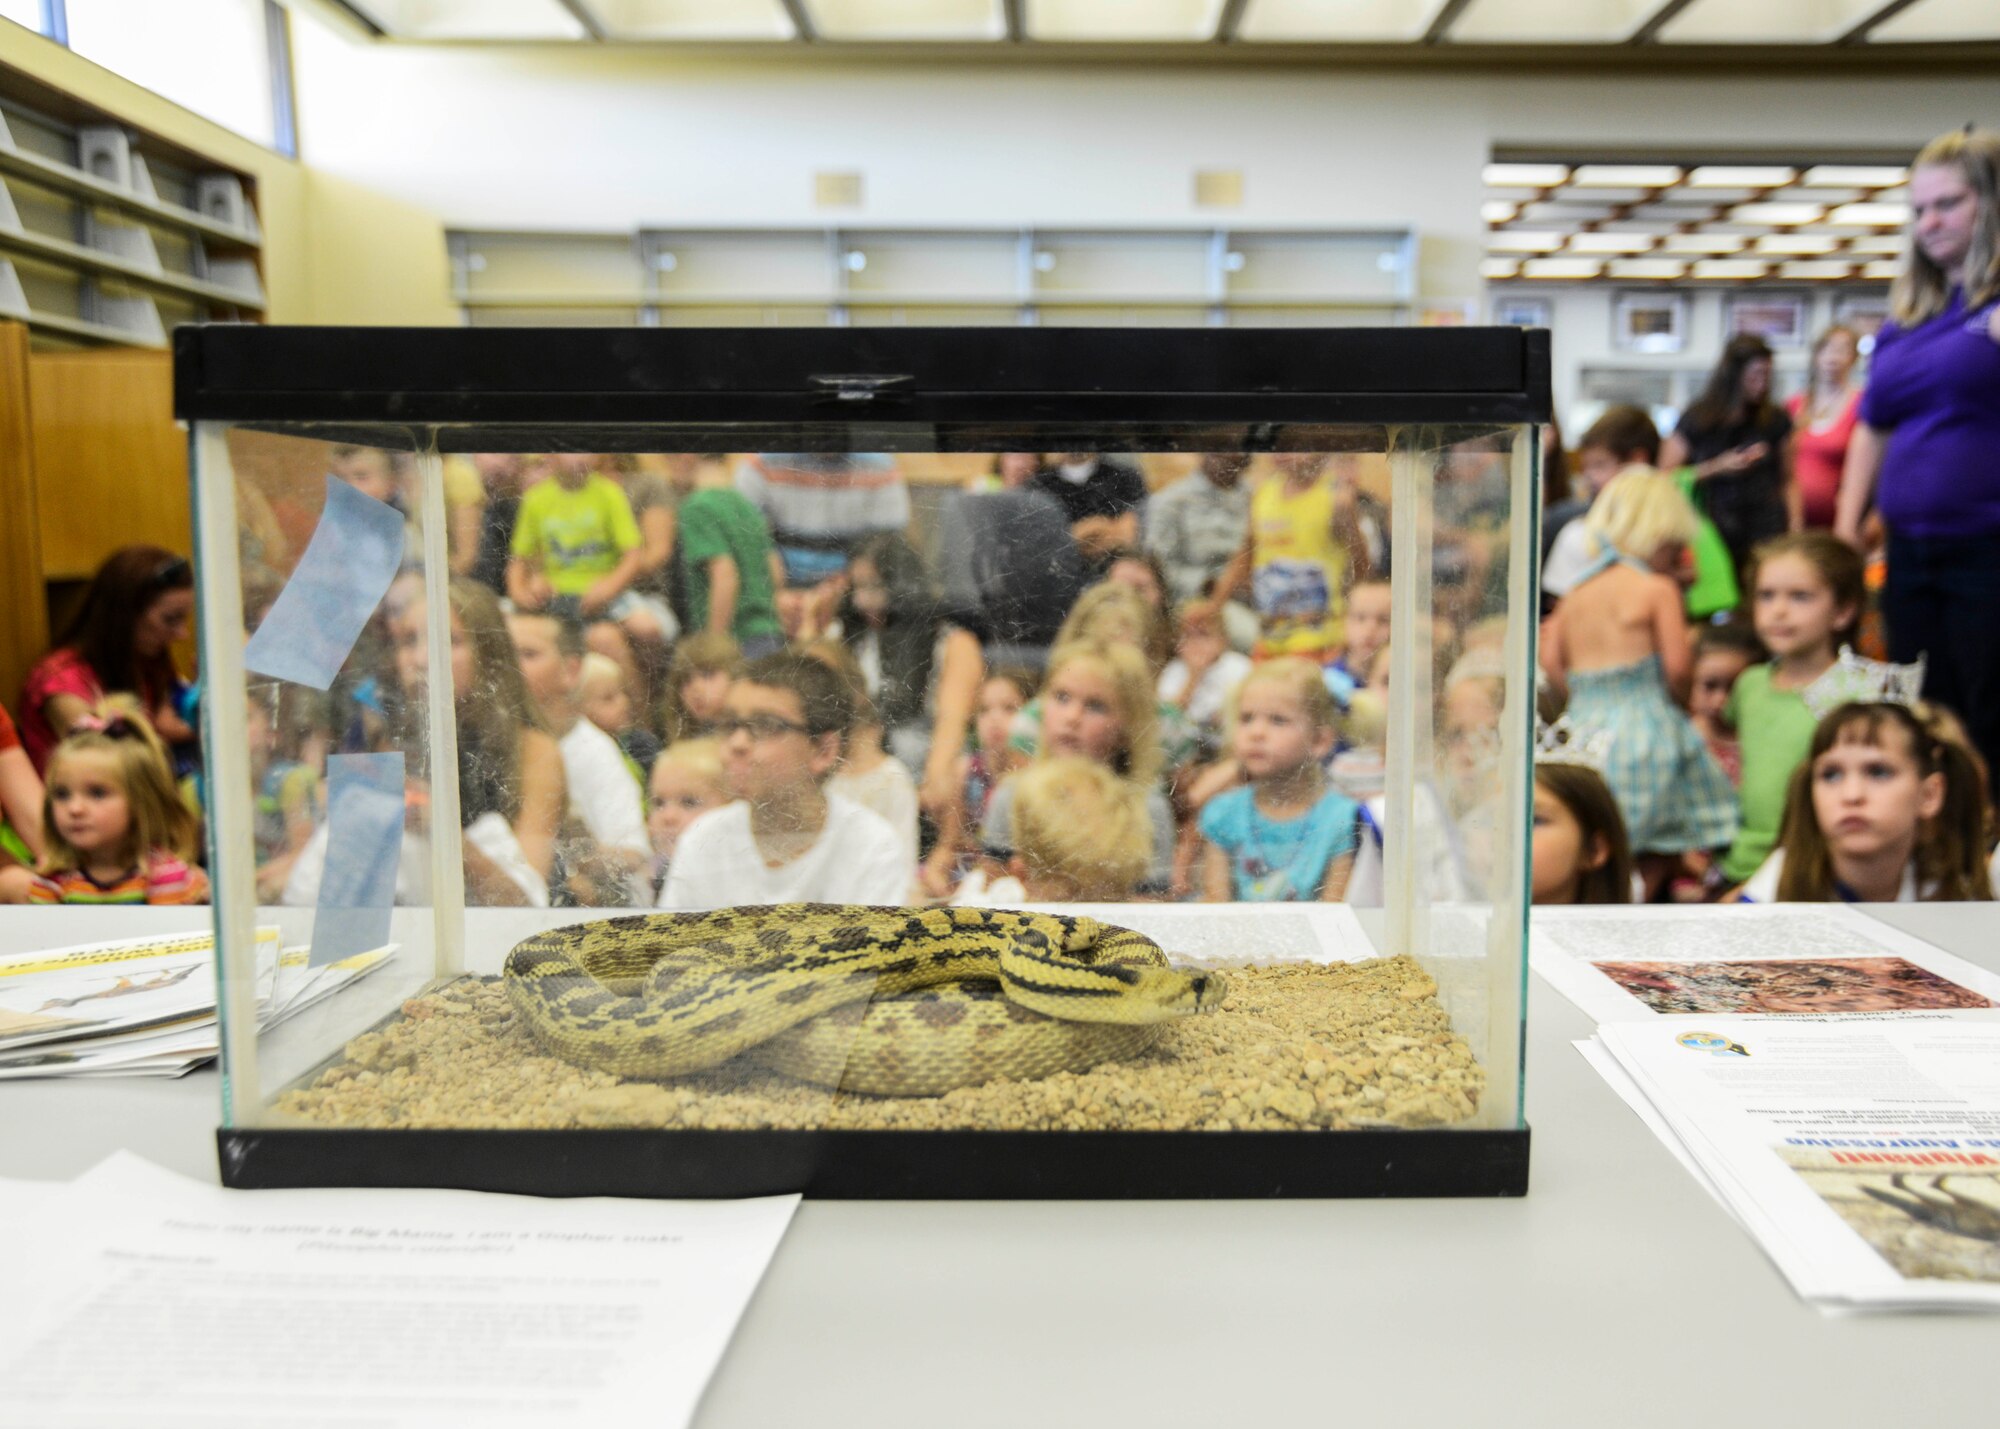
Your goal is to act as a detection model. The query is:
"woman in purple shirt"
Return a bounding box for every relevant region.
[1835,128,2000,798]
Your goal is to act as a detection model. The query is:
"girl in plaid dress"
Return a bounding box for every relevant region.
[1541,469,1738,898]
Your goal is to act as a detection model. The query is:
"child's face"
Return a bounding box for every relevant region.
[648,760,727,858]
[1752,554,1849,660]
[975,678,1026,756]
[1690,649,1752,722]
[1810,730,1943,865]
[1343,584,1391,669]
[551,452,594,489]
[682,668,731,723]
[1176,618,1225,669]
[1106,558,1163,610]
[331,450,397,504]
[582,674,631,735]
[1041,661,1125,766]
[1233,681,1332,782]
[1575,446,1625,497]
[47,750,131,861]
[719,682,834,804]
[134,589,194,659]
[507,614,575,709]
[848,559,890,625]
[1442,679,1503,790]
[1531,781,1602,905]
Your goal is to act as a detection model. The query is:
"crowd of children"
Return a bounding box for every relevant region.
[3,421,1992,915]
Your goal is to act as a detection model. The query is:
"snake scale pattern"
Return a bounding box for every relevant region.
[503,904,1229,1097]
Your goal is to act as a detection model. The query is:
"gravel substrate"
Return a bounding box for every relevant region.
[271,954,1486,1132]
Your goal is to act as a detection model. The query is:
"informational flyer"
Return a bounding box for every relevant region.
[1595,1019,2000,1311]
[1533,904,2000,1025]
[0,1152,800,1428]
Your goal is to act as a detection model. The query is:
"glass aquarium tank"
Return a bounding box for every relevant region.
[180,325,1547,1198]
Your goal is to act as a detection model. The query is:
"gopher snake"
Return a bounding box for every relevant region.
[503,904,1228,1097]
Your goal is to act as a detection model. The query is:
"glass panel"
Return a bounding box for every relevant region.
[204,406,1532,1137]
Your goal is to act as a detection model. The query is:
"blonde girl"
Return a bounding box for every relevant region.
[1737,701,1993,903]
[955,757,1152,906]
[803,638,920,872]
[1719,532,1866,885]
[1197,658,1359,902]
[645,737,727,901]
[981,638,1174,896]
[28,698,208,905]
[920,666,1036,898]
[1540,468,1737,895]
[660,631,742,745]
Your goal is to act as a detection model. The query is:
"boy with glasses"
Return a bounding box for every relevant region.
[660,653,908,909]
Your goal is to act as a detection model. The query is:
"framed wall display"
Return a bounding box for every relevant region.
[1832,292,1892,342]
[1492,295,1551,329]
[1726,292,1809,349]
[1612,290,1687,354]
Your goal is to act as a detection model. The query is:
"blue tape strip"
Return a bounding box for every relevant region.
[312,752,404,967]
[244,474,407,692]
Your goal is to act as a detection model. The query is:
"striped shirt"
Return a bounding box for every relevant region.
[27,851,211,906]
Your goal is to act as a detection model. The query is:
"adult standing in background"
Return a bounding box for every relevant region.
[1031,451,1148,571]
[1786,325,1863,531]
[1145,452,1252,607]
[736,451,911,640]
[18,546,196,774]
[1662,333,1797,575]
[1836,127,2000,798]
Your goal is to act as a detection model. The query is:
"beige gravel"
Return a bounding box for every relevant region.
[271,954,1485,1132]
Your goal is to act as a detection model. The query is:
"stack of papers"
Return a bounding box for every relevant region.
[1535,905,2000,1311]
[0,929,393,1079]
[1588,1020,2000,1311]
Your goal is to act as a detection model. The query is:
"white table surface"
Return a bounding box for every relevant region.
[2,902,1996,1429]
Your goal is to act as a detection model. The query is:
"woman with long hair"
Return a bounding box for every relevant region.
[17,545,195,774]
[1834,127,2000,801]
[1663,333,1797,575]
[1786,325,1863,531]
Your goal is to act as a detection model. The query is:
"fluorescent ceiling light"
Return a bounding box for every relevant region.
[1753,234,1840,254]
[1452,0,1659,43]
[1829,202,1909,225]
[360,0,587,38]
[1481,201,1520,223]
[1862,259,1902,279]
[1686,166,1796,187]
[1691,259,1770,279]
[1484,164,1569,188]
[809,0,1003,39]
[1656,188,1753,205]
[1661,234,1748,253]
[1487,231,1567,253]
[1521,203,1618,223]
[1801,165,1907,187]
[1480,258,1522,280]
[1554,186,1650,204]
[1571,165,1683,188]
[1025,0,1221,40]
[1730,202,1823,225]
[1655,0,1883,44]
[1520,258,1604,279]
[1769,186,1862,204]
[1608,259,1688,280]
[591,0,794,38]
[1570,233,1655,254]
[1779,261,1858,279]
[1873,0,2000,42]
[1848,234,1906,254]
[1239,0,1449,41]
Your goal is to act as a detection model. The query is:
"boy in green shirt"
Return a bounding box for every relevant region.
[507,454,667,646]
[671,461,786,659]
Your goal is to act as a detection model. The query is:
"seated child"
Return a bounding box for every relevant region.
[580,652,662,790]
[1158,599,1253,757]
[661,652,908,909]
[954,757,1151,906]
[661,631,741,744]
[1687,622,1764,790]
[1197,658,1360,902]
[1735,699,1994,903]
[1531,760,1635,905]
[645,737,727,902]
[506,452,666,650]
[920,667,1036,898]
[1322,577,1389,710]
[28,698,209,905]
[804,639,920,875]
[506,609,651,906]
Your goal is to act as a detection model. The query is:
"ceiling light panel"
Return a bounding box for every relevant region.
[1569,233,1655,254]
[1662,234,1747,254]
[808,0,1003,39]
[1862,259,1902,279]
[1686,166,1796,187]
[1692,259,1770,279]
[1480,259,1522,280]
[363,0,588,38]
[591,0,794,38]
[1238,0,1451,42]
[1848,234,1906,254]
[1521,258,1604,279]
[1779,261,1858,279]
[1828,202,1908,225]
[1025,0,1221,40]
[1730,202,1823,225]
[1482,201,1520,223]
[1655,0,1883,43]
[1484,164,1569,188]
[1873,0,2000,41]
[1554,186,1650,204]
[1570,165,1683,188]
[1802,166,1907,187]
[1608,259,1688,280]
[1487,231,1567,253]
[1520,203,1619,223]
[1451,0,1658,42]
[1753,234,1840,254]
